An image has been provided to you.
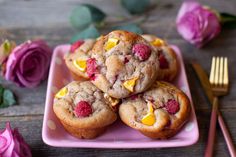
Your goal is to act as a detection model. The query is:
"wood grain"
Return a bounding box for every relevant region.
[0,109,236,157]
[0,0,236,156]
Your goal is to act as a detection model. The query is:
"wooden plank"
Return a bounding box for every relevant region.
[0,0,236,29]
[1,37,236,116]
[0,109,235,157]
[0,0,236,156]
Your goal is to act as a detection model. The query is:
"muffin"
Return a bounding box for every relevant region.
[87,30,160,99]
[53,81,117,139]
[119,81,191,139]
[142,34,178,82]
[64,39,95,81]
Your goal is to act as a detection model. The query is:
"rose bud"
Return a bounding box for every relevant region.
[176,1,221,47]
[0,40,16,76]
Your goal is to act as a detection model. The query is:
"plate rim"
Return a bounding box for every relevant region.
[42,44,199,148]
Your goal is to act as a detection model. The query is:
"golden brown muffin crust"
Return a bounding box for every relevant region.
[119,81,191,139]
[90,30,160,99]
[53,81,117,138]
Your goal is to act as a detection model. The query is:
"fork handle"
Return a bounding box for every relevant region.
[205,97,218,157]
[218,112,236,157]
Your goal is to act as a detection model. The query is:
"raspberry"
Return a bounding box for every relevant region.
[74,101,92,117]
[130,94,138,100]
[124,56,129,64]
[86,58,97,80]
[132,44,151,61]
[70,40,84,53]
[158,52,169,69]
[165,99,180,114]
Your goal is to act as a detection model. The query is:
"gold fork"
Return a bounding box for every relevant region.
[209,57,229,96]
[204,57,234,157]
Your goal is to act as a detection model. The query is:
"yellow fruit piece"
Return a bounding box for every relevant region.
[151,39,165,47]
[55,87,68,98]
[123,77,139,92]
[141,101,156,126]
[104,93,120,106]
[105,38,119,51]
[141,113,156,126]
[73,59,87,72]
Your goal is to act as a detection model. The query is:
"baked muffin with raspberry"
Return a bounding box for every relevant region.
[53,81,117,139]
[64,39,95,81]
[142,34,178,82]
[86,30,159,99]
[119,81,191,139]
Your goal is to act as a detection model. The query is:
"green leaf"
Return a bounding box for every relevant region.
[3,89,16,106]
[112,23,143,34]
[70,25,100,43]
[220,12,236,29]
[83,4,106,23]
[121,0,150,14]
[70,5,92,30]
[0,86,16,108]
[70,4,106,30]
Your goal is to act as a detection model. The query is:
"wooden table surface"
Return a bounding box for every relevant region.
[0,0,236,156]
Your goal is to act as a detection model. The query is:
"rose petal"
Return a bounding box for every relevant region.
[0,123,13,154]
[14,129,32,157]
[16,71,40,88]
[176,1,201,23]
[23,54,48,83]
[19,53,45,82]
[202,10,221,42]
[11,151,20,157]
[1,123,15,157]
[0,123,32,157]
[21,57,37,76]
[12,130,21,155]
[13,129,32,157]
[0,136,7,151]
[177,13,197,41]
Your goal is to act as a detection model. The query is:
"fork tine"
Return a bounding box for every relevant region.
[223,57,229,86]
[214,57,220,85]
[209,57,216,85]
[219,57,224,85]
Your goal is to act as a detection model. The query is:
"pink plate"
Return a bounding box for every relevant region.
[42,44,199,148]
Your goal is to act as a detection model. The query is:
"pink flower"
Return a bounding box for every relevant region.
[4,40,52,88]
[0,122,32,157]
[176,1,221,47]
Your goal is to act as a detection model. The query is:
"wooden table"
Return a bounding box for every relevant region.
[0,0,235,156]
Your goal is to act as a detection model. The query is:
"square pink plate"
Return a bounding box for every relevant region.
[42,44,199,148]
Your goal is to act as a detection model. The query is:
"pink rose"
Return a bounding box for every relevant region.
[176,1,221,47]
[4,40,52,88]
[0,122,32,157]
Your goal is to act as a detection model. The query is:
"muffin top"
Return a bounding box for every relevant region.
[53,81,117,129]
[119,81,191,135]
[87,30,160,99]
[64,39,96,79]
[142,34,178,81]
